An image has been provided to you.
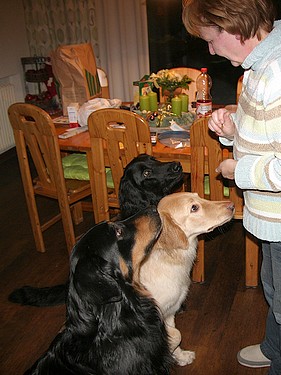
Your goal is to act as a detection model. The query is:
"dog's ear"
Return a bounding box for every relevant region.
[119,168,149,216]
[73,256,123,305]
[157,212,188,249]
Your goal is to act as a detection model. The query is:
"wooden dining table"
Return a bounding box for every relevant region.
[56,126,192,173]
[56,103,225,171]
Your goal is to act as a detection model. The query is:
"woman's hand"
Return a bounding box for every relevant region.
[215,159,237,180]
[208,108,235,139]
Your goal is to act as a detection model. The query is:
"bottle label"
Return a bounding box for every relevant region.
[196,100,212,117]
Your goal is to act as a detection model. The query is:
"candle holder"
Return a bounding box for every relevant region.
[162,87,182,104]
[149,69,192,108]
[146,105,179,127]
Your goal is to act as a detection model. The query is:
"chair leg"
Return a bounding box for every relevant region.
[72,202,83,225]
[192,237,205,283]
[16,148,46,252]
[61,213,76,254]
[21,181,46,252]
[57,194,77,254]
[27,194,46,253]
[245,232,259,287]
[87,149,110,223]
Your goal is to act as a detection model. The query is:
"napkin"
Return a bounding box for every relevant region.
[78,98,122,126]
[169,119,187,132]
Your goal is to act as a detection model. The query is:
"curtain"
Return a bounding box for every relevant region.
[95,0,150,101]
[23,0,99,58]
[23,0,149,102]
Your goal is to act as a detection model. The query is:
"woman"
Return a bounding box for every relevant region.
[183,1,281,374]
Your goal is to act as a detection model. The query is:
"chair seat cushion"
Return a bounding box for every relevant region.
[62,153,114,188]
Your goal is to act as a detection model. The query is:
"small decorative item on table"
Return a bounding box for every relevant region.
[67,103,80,128]
[171,96,182,116]
[132,70,194,129]
[148,91,158,111]
[132,107,195,131]
[149,69,192,107]
[161,111,195,130]
[179,94,188,113]
[139,94,150,111]
[133,75,154,105]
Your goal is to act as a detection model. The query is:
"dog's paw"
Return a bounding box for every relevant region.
[173,347,195,366]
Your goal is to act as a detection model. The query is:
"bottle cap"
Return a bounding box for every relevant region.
[201,67,207,73]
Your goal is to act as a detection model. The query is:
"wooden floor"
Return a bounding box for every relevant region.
[1,149,269,375]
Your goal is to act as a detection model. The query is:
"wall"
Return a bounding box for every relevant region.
[0,0,29,100]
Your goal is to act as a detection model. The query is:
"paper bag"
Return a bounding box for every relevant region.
[51,43,102,115]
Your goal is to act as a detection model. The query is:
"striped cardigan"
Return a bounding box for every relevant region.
[228,21,281,241]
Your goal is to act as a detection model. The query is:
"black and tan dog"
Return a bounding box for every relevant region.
[24,207,173,375]
[9,154,183,307]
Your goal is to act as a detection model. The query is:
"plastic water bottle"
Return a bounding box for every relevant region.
[196,68,212,117]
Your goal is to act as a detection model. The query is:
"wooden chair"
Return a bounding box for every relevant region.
[160,67,201,107]
[8,103,92,254]
[190,116,259,287]
[87,108,152,223]
[97,67,110,99]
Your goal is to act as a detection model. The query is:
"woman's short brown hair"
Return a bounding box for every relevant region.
[182,0,276,42]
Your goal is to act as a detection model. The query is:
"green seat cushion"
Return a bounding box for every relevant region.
[62,153,114,188]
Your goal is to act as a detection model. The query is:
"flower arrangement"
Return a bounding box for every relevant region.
[149,69,193,102]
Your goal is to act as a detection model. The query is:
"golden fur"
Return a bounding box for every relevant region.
[140,192,235,366]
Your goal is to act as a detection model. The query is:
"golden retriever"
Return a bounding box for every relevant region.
[140,192,235,366]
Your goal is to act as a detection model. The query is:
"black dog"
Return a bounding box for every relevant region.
[24,207,173,375]
[9,154,183,307]
[118,153,183,219]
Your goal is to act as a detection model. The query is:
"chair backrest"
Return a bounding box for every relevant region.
[8,103,67,199]
[165,67,201,106]
[97,67,110,99]
[190,116,259,287]
[87,108,152,222]
[190,116,243,219]
[8,102,84,253]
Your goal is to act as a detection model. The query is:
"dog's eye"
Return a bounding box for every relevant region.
[143,169,151,178]
[191,204,199,212]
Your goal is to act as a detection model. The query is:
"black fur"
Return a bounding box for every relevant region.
[8,284,67,307]
[9,154,183,307]
[119,154,183,219]
[24,207,173,375]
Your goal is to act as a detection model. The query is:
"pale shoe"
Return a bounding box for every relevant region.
[237,344,271,368]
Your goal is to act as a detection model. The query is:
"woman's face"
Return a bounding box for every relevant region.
[198,26,249,67]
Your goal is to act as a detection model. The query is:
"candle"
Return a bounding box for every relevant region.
[148,91,158,111]
[171,96,182,116]
[139,95,150,111]
[179,94,188,113]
